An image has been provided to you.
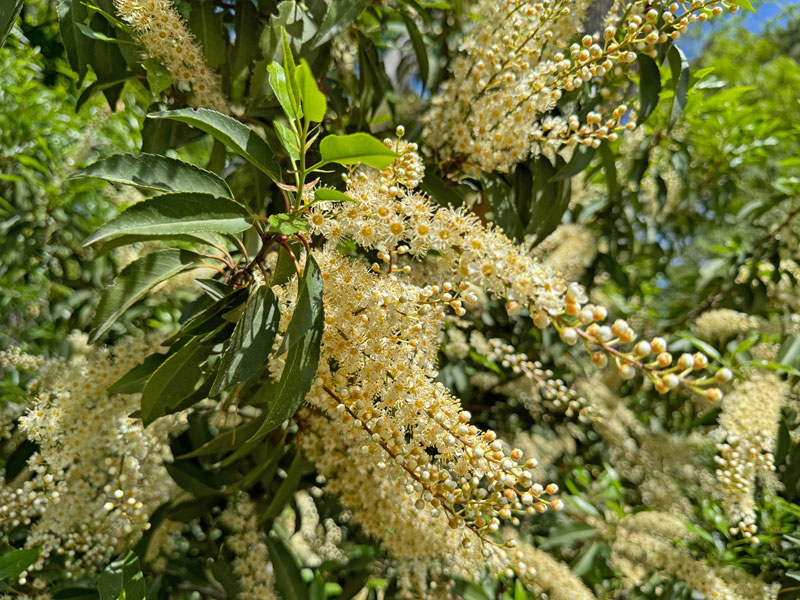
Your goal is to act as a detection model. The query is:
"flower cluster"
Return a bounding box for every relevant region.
[714,370,788,538]
[0,338,182,577]
[426,0,740,174]
[114,0,227,111]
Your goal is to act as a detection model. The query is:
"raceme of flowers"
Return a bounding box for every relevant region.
[426,0,741,174]
[113,0,228,111]
[0,336,184,581]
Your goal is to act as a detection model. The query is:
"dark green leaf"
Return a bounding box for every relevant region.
[400,10,429,88]
[278,252,323,353]
[312,0,370,48]
[108,353,169,394]
[262,453,312,520]
[0,0,23,48]
[94,232,226,256]
[295,58,326,122]
[419,167,464,207]
[91,249,200,343]
[148,108,281,182]
[165,461,224,496]
[637,53,661,125]
[143,58,173,96]
[272,243,301,286]
[777,334,800,368]
[97,552,146,600]
[75,22,133,43]
[319,133,400,169]
[231,0,260,78]
[84,194,251,246]
[550,145,596,182]
[176,418,261,459]
[267,538,307,599]
[211,286,281,395]
[667,45,690,130]
[58,0,91,83]
[174,287,249,338]
[0,548,40,581]
[526,155,569,243]
[141,336,211,425]
[482,174,523,242]
[76,153,233,199]
[189,0,225,68]
[76,71,137,111]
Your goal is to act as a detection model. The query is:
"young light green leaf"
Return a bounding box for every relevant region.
[84,194,251,246]
[148,108,281,182]
[268,213,309,236]
[97,551,146,600]
[211,286,281,395]
[0,548,40,581]
[280,27,301,115]
[76,153,233,199]
[90,249,200,343]
[141,336,211,425]
[295,59,326,122]
[268,62,299,122]
[319,132,400,169]
[274,120,300,161]
[314,188,354,203]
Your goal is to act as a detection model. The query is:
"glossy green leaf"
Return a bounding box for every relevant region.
[174,287,249,338]
[93,232,226,257]
[75,22,134,44]
[280,27,302,116]
[637,53,661,125]
[90,249,200,343]
[76,153,233,199]
[141,336,210,425]
[84,194,251,246]
[0,548,40,581]
[319,132,400,169]
[295,59,326,122]
[312,0,371,48]
[148,108,281,181]
[550,145,597,182]
[482,173,523,242]
[667,45,690,130]
[211,286,281,395]
[278,252,323,353]
[268,62,299,121]
[97,551,146,600]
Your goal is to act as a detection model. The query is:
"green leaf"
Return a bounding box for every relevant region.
[189,0,225,68]
[262,453,312,520]
[400,10,429,88]
[76,153,233,199]
[94,232,226,257]
[526,155,570,243]
[165,461,224,496]
[268,61,299,121]
[211,286,281,395]
[637,53,661,125]
[678,333,722,361]
[75,22,134,43]
[268,213,310,236]
[148,108,281,182]
[90,249,200,343]
[97,551,146,600]
[482,173,523,242]
[0,548,40,581]
[250,256,324,441]
[280,27,302,114]
[319,132,400,169]
[172,288,249,339]
[730,0,755,12]
[58,0,91,83]
[550,145,597,182]
[144,58,173,96]
[272,243,301,286]
[267,537,307,600]
[314,188,353,203]
[312,0,371,48]
[274,120,301,162]
[667,45,690,130]
[141,336,211,425]
[295,59,326,122]
[83,194,251,246]
[0,0,23,48]
[108,353,169,394]
[76,70,138,111]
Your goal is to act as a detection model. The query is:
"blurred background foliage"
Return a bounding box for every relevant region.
[1,0,800,598]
